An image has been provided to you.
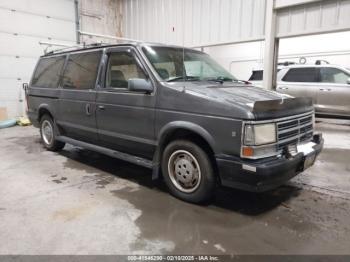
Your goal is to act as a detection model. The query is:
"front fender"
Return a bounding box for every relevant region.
[157,121,217,153]
[151,121,217,180]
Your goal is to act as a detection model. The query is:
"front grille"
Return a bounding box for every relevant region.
[276,113,313,151]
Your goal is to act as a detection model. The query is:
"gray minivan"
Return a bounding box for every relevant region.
[26,43,323,203]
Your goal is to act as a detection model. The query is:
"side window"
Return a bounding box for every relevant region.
[282,68,318,82]
[249,70,263,81]
[106,52,146,89]
[62,51,101,90]
[320,67,350,84]
[31,56,65,88]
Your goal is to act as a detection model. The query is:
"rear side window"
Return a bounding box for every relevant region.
[31,56,65,88]
[62,51,101,90]
[282,68,318,82]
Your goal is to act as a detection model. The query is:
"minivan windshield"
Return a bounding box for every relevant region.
[142,46,237,82]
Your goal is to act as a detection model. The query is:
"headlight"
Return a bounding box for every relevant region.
[244,123,276,146]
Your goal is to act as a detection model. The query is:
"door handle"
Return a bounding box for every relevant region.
[279,86,288,90]
[319,88,331,91]
[98,105,105,110]
[85,103,91,115]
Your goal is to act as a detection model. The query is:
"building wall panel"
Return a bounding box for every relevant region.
[0,0,76,118]
[123,0,350,46]
[0,57,37,79]
[0,9,75,41]
[123,0,267,47]
[0,33,72,58]
[276,0,350,38]
[79,0,123,44]
[0,0,75,21]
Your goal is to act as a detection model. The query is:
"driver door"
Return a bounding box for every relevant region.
[96,47,156,159]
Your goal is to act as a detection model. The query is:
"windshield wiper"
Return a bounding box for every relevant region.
[204,76,233,84]
[166,76,249,84]
[232,79,251,84]
[166,76,201,82]
[204,77,251,85]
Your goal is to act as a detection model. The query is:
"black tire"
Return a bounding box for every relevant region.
[161,139,216,203]
[39,114,65,151]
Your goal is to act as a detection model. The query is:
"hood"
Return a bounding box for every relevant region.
[167,81,287,104]
[164,82,313,120]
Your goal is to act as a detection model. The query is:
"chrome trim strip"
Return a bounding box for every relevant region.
[278,122,312,134]
[278,130,313,145]
[278,114,312,126]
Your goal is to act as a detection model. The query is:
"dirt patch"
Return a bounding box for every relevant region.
[52,205,91,222]
[51,176,68,184]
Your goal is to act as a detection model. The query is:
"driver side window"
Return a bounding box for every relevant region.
[106,51,146,89]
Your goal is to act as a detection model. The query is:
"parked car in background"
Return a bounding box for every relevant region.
[248,62,294,87]
[248,69,264,87]
[277,64,350,118]
[26,43,323,203]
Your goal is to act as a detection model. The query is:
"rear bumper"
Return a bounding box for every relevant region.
[27,111,39,128]
[216,134,324,192]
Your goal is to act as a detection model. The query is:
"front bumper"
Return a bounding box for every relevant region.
[216,133,324,192]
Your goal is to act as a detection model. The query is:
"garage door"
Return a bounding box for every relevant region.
[0,0,77,118]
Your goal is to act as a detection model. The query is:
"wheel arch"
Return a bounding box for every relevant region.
[38,104,53,122]
[152,121,219,181]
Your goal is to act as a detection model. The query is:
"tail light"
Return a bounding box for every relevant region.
[22,83,29,111]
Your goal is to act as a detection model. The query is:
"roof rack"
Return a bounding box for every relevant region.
[278,61,296,66]
[315,59,330,65]
[40,41,113,56]
[39,32,147,56]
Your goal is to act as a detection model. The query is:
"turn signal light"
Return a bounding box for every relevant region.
[242,146,254,157]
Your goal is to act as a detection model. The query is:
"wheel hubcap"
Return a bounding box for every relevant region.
[168,150,201,193]
[41,120,53,145]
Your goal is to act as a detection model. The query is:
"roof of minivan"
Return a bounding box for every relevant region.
[41,42,200,58]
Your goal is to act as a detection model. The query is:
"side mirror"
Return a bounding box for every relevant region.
[347,78,350,85]
[128,78,153,93]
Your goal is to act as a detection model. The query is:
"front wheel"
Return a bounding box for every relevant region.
[40,114,65,151]
[161,140,216,203]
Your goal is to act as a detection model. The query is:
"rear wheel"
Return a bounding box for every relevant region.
[161,140,216,203]
[40,114,65,151]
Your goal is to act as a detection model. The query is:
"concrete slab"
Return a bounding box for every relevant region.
[0,121,350,255]
[291,118,350,197]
